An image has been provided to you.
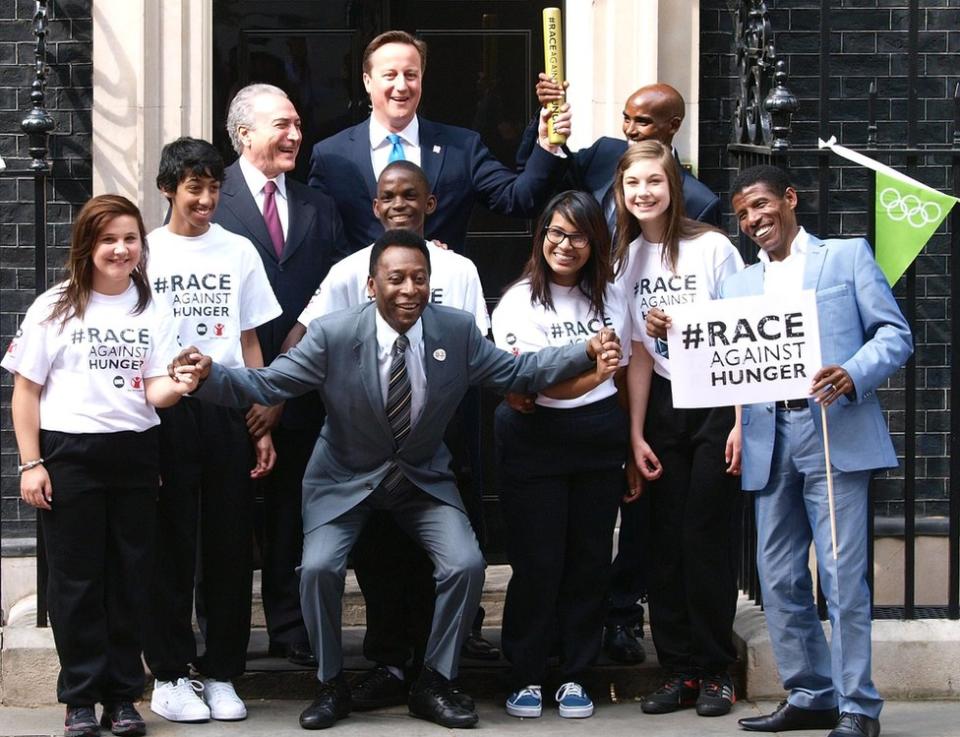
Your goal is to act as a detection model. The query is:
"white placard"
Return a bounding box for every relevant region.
[665,291,822,408]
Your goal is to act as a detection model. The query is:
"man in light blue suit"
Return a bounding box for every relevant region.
[723,166,912,737]
[171,229,621,731]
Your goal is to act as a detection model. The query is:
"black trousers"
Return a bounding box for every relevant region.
[40,428,158,706]
[496,395,628,689]
[143,399,254,681]
[256,425,317,648]
[605,493,650,627]
[352,388,485,672]
[644,372,741,675]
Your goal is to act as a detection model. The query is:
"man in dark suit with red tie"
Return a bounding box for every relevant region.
[213,83,348,667]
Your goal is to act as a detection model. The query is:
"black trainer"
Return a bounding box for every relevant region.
[640,673,700,714]
[696,672,736,716]
[65,705,100,737]
[100,702,146,736]
[351,665,407,711]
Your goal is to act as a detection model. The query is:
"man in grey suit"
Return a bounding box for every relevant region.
[172,229,621,730]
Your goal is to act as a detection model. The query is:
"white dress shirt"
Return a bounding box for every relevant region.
[238,155,289,238]
[369,116,422,181]
[374,309,425,430]
[759,226,816,294]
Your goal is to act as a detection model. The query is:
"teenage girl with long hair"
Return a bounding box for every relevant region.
[4,195,191,737]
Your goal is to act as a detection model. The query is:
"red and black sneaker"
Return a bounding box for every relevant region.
[64,705,100,737]
[100,702,146,736]
[640,673,700,714]
[696,672,736,716]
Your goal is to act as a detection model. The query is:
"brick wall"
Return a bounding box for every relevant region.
[700,0,959,518]
[0,0,92,547]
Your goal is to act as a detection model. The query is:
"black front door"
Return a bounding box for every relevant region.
[212,0,558,557]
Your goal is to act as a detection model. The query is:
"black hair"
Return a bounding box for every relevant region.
[379,160,430,192]
[156,137,226,197]
[731,165,794,199]
[369,228,432,276]
[518,190,611,317]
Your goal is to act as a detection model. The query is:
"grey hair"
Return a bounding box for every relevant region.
[226,83,289,154]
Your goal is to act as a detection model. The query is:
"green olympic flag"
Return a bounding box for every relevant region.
[875,170,959,286]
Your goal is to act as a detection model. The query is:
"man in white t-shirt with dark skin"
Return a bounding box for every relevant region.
[284,160,494,711]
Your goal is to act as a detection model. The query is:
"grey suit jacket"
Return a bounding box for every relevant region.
[195,302,594,532]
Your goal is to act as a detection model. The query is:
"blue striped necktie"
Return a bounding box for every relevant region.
[382,334,411,491]
[387,133,406,163]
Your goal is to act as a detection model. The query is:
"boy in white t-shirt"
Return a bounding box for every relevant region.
[143,138,282,724]
[282,161,496,710]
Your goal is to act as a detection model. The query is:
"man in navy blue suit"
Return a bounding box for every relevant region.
[308,30,568,252]
[214,83,348,668]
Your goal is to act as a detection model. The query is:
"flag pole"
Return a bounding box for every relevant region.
[820,403,839,559]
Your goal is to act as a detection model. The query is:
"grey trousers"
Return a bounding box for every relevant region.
[299,479,485,682]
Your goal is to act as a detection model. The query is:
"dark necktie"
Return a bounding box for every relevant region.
[387,133,406,163]
[382,334,411,491]
[262,180,284,258]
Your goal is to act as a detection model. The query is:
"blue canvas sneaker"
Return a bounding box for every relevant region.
[505,685,542,718]
[555,682,594,718]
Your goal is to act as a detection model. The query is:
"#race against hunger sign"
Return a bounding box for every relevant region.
[665,291,822,409]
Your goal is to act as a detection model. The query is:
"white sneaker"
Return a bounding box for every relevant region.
[203,678,248,721]
[150,678,211,722]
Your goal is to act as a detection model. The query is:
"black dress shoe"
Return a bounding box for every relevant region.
[299,674,352,730]
[287,642,319,668]
[460,630,501,661]
[739,700,839,732]
[602,624,646,664]
[351,666,407,711]
[408,668,478,728]
[828,712,880,737]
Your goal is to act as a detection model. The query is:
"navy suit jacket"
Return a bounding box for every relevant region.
[212,160,348,429]
[308,116,565,252]
[516,124,721,226]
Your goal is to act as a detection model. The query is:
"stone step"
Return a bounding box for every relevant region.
[230,625,717,704]
[251,565,510,628]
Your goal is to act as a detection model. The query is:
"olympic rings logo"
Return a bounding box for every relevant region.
[879,187,942,228]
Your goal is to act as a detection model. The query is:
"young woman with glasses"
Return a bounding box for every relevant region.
[492,190,630,720]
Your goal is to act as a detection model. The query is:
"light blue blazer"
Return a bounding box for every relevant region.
[719,236,913,491]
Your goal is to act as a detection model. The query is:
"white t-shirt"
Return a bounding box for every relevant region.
[298,241,490,333]
[492,278,631,409]
[617,230,743,380]
[147,223,281,368]
[1,282,181,433]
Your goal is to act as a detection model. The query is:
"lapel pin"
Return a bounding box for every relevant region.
[433,348,447,361]
[433,145,441,154]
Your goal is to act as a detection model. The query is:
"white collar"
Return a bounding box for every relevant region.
[756,226,815,264]
[238,155,287,200]
[374,308,423,353]
[369,115,420,149]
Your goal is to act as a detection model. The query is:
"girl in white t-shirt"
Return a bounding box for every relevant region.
[2,195,190,737]
[492,191,627,720]
[612,140,743,716]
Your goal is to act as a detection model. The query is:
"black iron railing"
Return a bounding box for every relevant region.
[728,0,960,621]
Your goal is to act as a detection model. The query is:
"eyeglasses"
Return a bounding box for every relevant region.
[543,226,590,249]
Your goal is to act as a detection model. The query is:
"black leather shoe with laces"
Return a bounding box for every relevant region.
[828,712,880,737]
[739,700,840,732]
[408,668,478,728]
[299,674,352,730]
[351,666,407,711]
[696,672,735,716]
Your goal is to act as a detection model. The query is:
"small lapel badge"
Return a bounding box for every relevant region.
[432,145,441,154]
[433,348,447,361]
